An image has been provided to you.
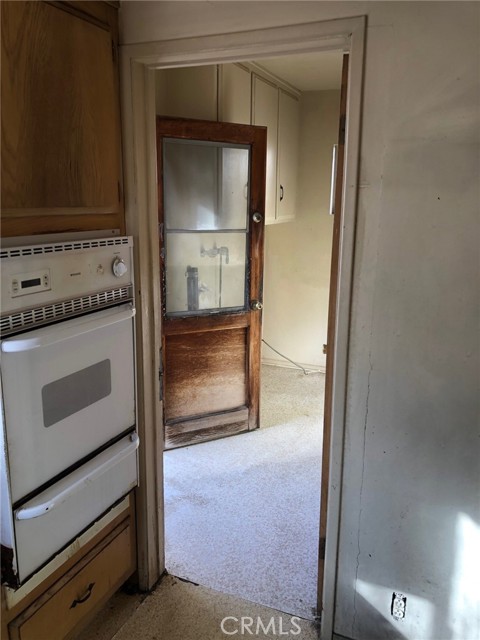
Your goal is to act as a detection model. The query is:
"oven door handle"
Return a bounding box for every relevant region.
[15,433,139,521]
[2,306,135,353]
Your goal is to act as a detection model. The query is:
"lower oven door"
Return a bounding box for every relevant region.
[1,304,136,503]
[13,432,139,582]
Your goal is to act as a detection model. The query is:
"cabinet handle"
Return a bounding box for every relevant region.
[280,185,284,201]
[70,582,95,608]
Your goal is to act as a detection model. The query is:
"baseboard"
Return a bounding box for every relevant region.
[261,356,326,374]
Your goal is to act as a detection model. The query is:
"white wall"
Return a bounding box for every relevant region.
[120,3,480,639]
[262,90,339,371]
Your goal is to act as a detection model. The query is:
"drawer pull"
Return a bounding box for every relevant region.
[70,582,95,608]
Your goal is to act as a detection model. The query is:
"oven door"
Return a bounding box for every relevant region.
[1,304,136,503]
[14,432,139,582]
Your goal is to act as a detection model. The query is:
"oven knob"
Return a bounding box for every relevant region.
[112,257,128,278]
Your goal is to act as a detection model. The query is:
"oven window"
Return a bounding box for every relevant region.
[41,360,112,428]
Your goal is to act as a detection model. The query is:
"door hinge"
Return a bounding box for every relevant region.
[111,40,117,63]
[338,114,346,145]
[159,349,164,402]
[319,536,326,560]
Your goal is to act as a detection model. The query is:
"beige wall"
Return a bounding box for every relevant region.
[262,90,339,370]
[120,3,480,639]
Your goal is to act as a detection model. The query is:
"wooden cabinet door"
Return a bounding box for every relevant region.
[277,90,300,223]
[1,1,124,236]
[157,118,267,449]
[252,75,278,225]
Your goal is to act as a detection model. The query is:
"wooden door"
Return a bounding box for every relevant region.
[317,53,349,614]
[157,119,267,449]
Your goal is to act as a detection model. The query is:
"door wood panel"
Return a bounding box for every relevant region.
[164,327,248,421]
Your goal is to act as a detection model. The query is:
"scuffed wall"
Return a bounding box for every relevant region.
[120,3,480,639]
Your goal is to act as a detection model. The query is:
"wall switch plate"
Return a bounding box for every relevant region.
[391,592,407,620]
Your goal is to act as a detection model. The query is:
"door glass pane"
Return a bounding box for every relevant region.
[164,139,249,230]
[163,138,250,316]
[165,233,246,314]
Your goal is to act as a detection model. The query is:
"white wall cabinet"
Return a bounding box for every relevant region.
[252,77,300,224]
[156,66,218,120]
[218,63,251,125]
[252,75,279,225]
[155,63,300,224]
[277,89,300,223]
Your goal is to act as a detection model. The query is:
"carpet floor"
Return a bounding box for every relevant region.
[164,365,325,620]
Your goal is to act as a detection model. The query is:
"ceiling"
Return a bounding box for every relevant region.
[252,51,343,92]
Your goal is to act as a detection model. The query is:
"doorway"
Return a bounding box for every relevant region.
[121,16,364,639]
[158,51,344,620]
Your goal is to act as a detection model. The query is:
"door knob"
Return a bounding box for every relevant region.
[252,212,263,223]
[250,300,263,311]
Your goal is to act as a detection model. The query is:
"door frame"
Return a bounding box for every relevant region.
[120,16,365,640]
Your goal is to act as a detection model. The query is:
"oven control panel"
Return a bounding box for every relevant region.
[10,269,51,298]
[1,237,134,315]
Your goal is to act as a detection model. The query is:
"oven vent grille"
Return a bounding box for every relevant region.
[1,287,133,335]
[0,236,130,260]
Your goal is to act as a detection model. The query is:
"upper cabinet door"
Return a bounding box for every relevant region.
[277,90,300,223]
[252,75,278,225]
[218,64,251,125]
[1,1,124,236]
[156,66,218,121]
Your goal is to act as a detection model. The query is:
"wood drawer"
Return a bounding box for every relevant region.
[8,520,135,640]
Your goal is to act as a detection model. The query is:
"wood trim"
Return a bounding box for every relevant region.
[124,63,163,591]
[317,53,349,616]
[163,313,249,336]
[2,207,121,217]
[165,408,249,449]
[1,214,124,238]
[156,117,266,145]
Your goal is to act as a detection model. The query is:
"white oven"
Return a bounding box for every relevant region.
[0,236,139,586]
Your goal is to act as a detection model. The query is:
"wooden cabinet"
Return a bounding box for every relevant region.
[252,76,300,224]
[0,1,124,237]
[3,495,135,640]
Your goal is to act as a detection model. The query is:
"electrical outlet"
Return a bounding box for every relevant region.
[391,592,407,620]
